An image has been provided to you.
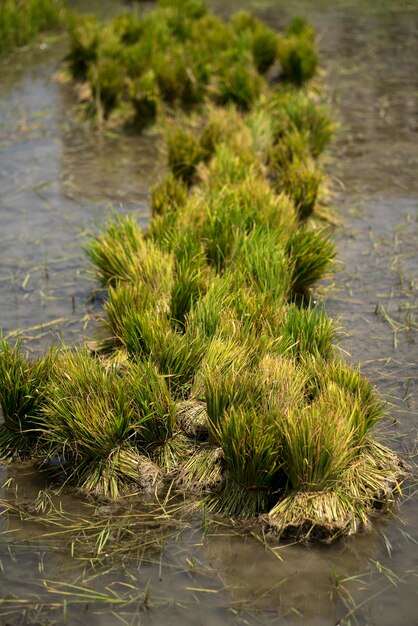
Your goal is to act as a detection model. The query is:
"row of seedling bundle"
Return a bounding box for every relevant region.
[65,0,318,127]
[0,0,405,540]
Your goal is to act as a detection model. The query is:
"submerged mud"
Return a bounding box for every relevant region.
[0,1,417,625]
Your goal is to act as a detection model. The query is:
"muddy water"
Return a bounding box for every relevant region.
[0,44,165,352]
[1,1,418,624]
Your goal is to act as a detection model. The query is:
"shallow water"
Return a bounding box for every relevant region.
[0,1,417,624]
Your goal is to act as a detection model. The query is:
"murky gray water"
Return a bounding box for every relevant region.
[0,1,417,624]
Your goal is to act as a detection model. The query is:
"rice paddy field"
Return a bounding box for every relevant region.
[0,0,417,624]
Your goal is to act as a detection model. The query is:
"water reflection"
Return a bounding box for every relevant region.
[0,35,164,348]
[59,107,165,206]
[0,464,391,626]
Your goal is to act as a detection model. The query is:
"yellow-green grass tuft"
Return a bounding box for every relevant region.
[39,350,150,497]
[265,441,406,541]
[85,213,174,291]
[0,337,56,461]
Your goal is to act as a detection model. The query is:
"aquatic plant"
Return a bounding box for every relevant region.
[237,227,292,305]
[65,15,103,82]
[88,56,125,120]
[231,11,278,74]
[203,144,261,191]
[152,327,207,398]
[105,295,206,400]
[211,407,282,516]
[101,282,159,353]
[266,430,403,540]
[129,70,160,130]
[112,12,143,46]
[199,105,247,158]
[128,359,184,470]
[85,213,143,285]
[279,157,324,220]
[286,16,315,41]
[85,213,173,292]
[215,57,265,110]
[39,349,154,498]
[286,227,336,298]
[151,173,188,217]
[309,359,387,446]
[64,1,319,129]
[167,128,205,185]
[275,304,335,360]
[0,338,56,461]
[277,30,317,86]
[170,254,207,329]
[267,89,335,159]
[0,0,65,57]
[72,11,402,535]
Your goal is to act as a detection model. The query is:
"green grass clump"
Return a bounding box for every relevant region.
[0,0,65,57]
[85,213,173,292]
[129,70,160,130]
[202,144,261,191]
[275,304,335,360]
[167,128,206,185]
[287,16,315,41]
[263,89,334,220]
[88,56,125,120]
[277,20,317,86]
[279,157,324,220]
[65,15,103,81]
[232,11,278,74]
[64,1,320,128]
[112,13,144,46]
[286,227,336,297]
[237,228,292,305]
[151,173,188,217]
[40,350,149,498]
[277,396,356,491]
[308,359,387,446]
[128,360,185,470]
[170,252,207,329]
[101,283,160,353]
[104,295,206,399]
[152,328,207,398]
[210,407,282,516]
[74,19,402,533]
[215,57,265,110]
[0,337,56,461]
[199,106,248,158]
[265,397,402,539]
[267,89,335,159]
[252,25,279,74]
[85,213,143,286]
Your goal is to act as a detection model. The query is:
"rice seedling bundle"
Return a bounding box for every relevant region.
[64,0,320,127]
[0,337,55,460]
[0,0,406,541]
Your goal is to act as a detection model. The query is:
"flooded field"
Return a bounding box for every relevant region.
[0,1,417,624]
